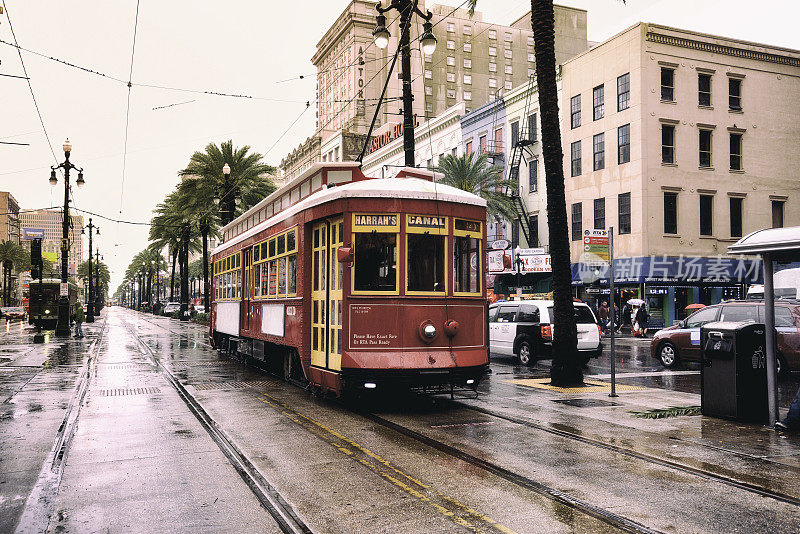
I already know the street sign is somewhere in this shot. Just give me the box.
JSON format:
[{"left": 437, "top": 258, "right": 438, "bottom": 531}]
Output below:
[
  {"left": 60, "top": 283, "right": 68, "bottom": 296},
  {"left": 490, "top": 239, "right": 509, "bottom": 250},
  {"left": 517, "top": 247, "right": 546, "bottom": 256},
  {"left": 583, "top": 229, "right": 609, "bottom": 262}
]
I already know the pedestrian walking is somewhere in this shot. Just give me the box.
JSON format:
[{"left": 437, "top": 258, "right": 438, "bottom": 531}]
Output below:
[
  {"left": 618, "top": 303, "right": 632, "bottom": 334},
  {"left": 776, "top": 384, "right": 800, "bottom": 432},
  {"left": 598, "top": 301, "right": 609, "bottom": 334},
  {"left": 74, "top": 305, "right": 85, "bottom": 338},
  {"left": 634, "top": 305, "right": 649, "bottom": 337}
]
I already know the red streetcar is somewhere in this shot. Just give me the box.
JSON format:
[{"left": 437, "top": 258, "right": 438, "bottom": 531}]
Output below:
[{"left": 210, "top": 162, "right": 488, "bottom": 396}]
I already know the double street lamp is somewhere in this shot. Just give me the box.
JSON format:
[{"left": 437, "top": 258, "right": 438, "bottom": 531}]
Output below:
[
  {"left": 50, "top": 139, "right": 84, "bottom": 337},
  {"left": 82, "top": 218, "right": 99, "bottom": 322},
  {"left": 372, "top": 0, "right": 437, "bottom": 167}
]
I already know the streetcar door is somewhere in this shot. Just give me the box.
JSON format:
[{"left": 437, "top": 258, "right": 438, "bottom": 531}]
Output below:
[
  {"left": 311, "top": 217, "right": 344, "bottom": 371},
  {"left": 241, "top": 247, "right": 252, "bottom": 331}
]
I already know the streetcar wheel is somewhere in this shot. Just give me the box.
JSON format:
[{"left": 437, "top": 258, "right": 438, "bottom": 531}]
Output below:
[
  {"left": 517, "top": 341, "right": 533, "bottom": 366},
  {"left": 659, "top": 342, "right": 678, "bottom": 368}
]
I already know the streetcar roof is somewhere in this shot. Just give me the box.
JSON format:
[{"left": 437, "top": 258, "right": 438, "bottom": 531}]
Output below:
[{"left": 213, "top": 171, "right": 486, "bottom": 255}]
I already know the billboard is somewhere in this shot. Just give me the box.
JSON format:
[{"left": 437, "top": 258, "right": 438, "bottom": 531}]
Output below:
[
  {"left": 488, "top": 249, "right": 551, "bottom": 274},
  {"left": 22, "top": 228, "right": 45, "bottom": 240}
]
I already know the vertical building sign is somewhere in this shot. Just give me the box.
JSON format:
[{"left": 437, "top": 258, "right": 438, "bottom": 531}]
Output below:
[{"left": 356, "top": 44, "right": 365, "bottom": 116}]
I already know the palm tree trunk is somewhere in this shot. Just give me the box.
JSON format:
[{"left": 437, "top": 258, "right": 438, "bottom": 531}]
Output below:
[
  {"left": 531, "top": 0, "right": 582, "bottom": 385},
  {"left": 170, "top": 248, "right": 177, "bottom": 301},
  {"left": 201, "top": 223, "right": 210, "bottom": 313}
]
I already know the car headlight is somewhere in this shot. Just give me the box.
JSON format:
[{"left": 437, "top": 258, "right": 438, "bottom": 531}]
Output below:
[{"left": 44, "top": 309, "right": 50, "bottom": 314}]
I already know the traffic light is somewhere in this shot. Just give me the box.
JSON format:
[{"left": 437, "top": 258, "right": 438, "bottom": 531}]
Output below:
[{"left": 30, "top": 238, "right": 42, "bottom": 280}]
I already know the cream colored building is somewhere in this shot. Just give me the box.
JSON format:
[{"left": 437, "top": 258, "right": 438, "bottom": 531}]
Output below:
[
  {"left": 0, "top": 191, "right": 20, "bottom": 244},
  {"left": 305, "top": 1, "right": 587, "bottom": 169},
  {"left": 20, "top": 209, "right": 83, "bottom": 273},
  {"left": 555, "top": 23, "right": 800, "bottom": 324}
]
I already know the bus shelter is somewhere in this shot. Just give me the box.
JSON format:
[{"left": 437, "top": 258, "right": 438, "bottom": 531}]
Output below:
[{"left": 729, "top": 226, "right": 800, "bottom": 426}]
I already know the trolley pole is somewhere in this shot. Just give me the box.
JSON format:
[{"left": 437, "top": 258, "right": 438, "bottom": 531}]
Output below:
[{"left": 609, "top": 227, "right": 617, "bottom": 398}]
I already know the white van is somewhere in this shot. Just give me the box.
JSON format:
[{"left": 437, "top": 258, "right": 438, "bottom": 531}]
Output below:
[
  {"left": 488, "top": 300, "right": 602, "bottom": 366},
  {"left": 746, "top": 267, "right": 800, "bottom": 300}
]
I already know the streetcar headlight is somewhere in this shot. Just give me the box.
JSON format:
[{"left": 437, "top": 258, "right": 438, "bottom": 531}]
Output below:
[
  {"left": 466, "top": 379, "right": 475, "bottom": 385},
  {"left": 423, "top": 324, "right": 436, "bottom": 339},
  {"left": 364, "top": 382, "right": 377, "bottom": 389},
  {"left": 44, "top": 309, "right": 50, "bottom": 314}
]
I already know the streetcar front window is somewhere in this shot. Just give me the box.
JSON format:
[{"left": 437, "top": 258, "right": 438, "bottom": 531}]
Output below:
[
  {"left": 407, "top": 234, "right": 445, "bottom": 293},
  {"left": 354, "top": 233, "right": 397, "bottom": 292},
  {"left": 454, "top": 236, "right": 481, "bottom": 294}
]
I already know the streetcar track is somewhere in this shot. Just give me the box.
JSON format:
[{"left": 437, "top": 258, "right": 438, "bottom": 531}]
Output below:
[
  {"left": 447, "top": 400, "right": 800, "bottom": 507},
  {"left": 129, "top": 321, "right": 312, "bottom": 534},
  {"left": 130, "top": 311, "right": 800, "bottom": 517}
]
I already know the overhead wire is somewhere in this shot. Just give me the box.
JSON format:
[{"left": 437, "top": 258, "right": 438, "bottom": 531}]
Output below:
[{"left": 118, "top": 0, "right": 141, "bottom": 217}]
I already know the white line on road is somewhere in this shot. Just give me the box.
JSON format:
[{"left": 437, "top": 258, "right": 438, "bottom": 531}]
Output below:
[{"left": 589, "top": 370, "right": 700, "bottom": 379}]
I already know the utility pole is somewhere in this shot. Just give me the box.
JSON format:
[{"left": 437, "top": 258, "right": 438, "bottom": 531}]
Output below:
[
  {"left": 180, "top": 225, "right": 190, "bottom": 321},
  {"left": 84, "top": 218, "right": 99, "bottom": 322},
  {"left": 95, "top": 249, "right": 102, "bottom": 314}
]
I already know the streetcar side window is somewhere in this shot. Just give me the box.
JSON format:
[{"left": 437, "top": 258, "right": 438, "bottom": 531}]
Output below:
[
  {"left": 454, "top": 236, "right": 481, "bottom": 294},
  {"left": 287, "top": 255, "right": 297, "bottom": 294},
  {"left": 354, "top": 233, "right": 397, "bottom": 292},
  {"left": 407, "top": 234, "right": 446, "bottom": 293},
  {"left": 253, "top": 264, "right": 261, "bottom": 298}
]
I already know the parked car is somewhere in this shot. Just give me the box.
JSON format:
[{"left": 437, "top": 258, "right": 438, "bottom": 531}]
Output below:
[
  {"left": 162, "top": 302, "right": 181, "bottom": 315},
  {"left": 650, "top": 300, "right": 800, "bottom": 375},
  {"left": 489, "top": 300, "right": 602, "bottom": 365},
  {"left": 1, "top": 306, "right": 26, "bottom": 319},
  {"left": 193, "top": 304, "right": 206, "bottom": 313}
]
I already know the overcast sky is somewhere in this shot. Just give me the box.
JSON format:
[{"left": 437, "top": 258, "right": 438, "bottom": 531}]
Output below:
[{"left": 1, "top": 0, "right": 797, "bottom": 294}]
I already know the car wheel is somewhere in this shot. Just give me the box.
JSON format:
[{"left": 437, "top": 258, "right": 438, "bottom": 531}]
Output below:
[
  {"left": 777, "top": 353, "right": 788, "bottom": 379},
  {"left": 517, "top": 341, "right": 533, "bottom": 366},
  {"left": 658, "top": 342, "right": 679, "bottom": 368}
]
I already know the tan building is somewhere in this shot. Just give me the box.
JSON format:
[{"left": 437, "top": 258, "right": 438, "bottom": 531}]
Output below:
[
  {"left": 0, "top": 192, "right": 20, "bottom": 244},
  {"left": 278, "top": 135, "right": 321, "bottom": 184},
  {"left": 552, "top": 23, "right": 800, "bottom": 324},
  {"left": 308, "top": 1, "right": 587, "bottom": 164},
  {"left": 20, "top": 209, "right": 83, "bottom": 274}
]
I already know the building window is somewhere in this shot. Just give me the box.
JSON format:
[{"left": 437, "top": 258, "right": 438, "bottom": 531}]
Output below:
[
  {"left": 618, "top": 192, "right": 631, "bottom": 234},
  {"left": 527, "top": 113, "right": 537, "bottom": 141},
  {"left": 593, "top": 133, "right": 605, "bottom": 171},
  {"left": 488, "top": 78, "right": 497, "bottom": 88},
  {"left": 729, "top": 77, "right": 742, "bottom": 111},
  {"left": 529, "top": 160, "right": 537, "bottom": 192},
  {"left": 424, "top": 69, "right": 432, "bottom": 79},
  {"left": 464, "top": 25, "right": 472, "bottom": 35},
  {"left": 504, "top": 49, "right": 512, "bottom": 59},
  {"left": 662, "top": 124, "right": 675, "bottom": 164},
  {"left": 447, "top": 72, "right": 455, "bottom": 82},
  {"left": 464, "top": 91, "right": 472, "bottom": 101},
  {"left": 489, "top": 62, "right": 496, "bottom": 72},
  {"left": 527, "top": 36, "right": 534, "bottom": 46},
  {"left": 592, "top": 84, "right": 604, "bottom": 120},
  {"left": 772, "top": 200, "right": 785, "bottom": 228},
  {"left": 447, "top": 89, "right": 455, "bottom": 99},
  {"left": 479, "top": 135, "right": 486, "bottom": 153},
  {"left": 700, "top": 194, "right": 713, "bottom": 236},
  {"left": 528, "top": 68, "right": 535, "bottom": 78},
  {"left": 594, "top": 198, "right": 605, "bottom": 230},
  {"left": 425, "top": 85, "right": 432, "bottom": 95},
  {"left": 698, "top": 73, "right": 712, "bottom": 106},
  {"left": 504, "top": 64, "right": 512, "bottom": 75},
  {"left": 464, "top": 42, "right": 472, "bottom": 52},
  {"left": 447, "top": 40, "right": 455, "bottom": 50},
  {"left": 446, "top": 56, "right": 455, "bottom": 66},
  {"left": 504, "top": 80, "right": 513, "bottom": 90},
  {"left": 504, "top": 32, "right": 512, "bottom": 42},
  {"left": 730, "top": 133, "right": 742, "bottom": 170},
  {"left": 489, "top": 29, "right": 496, "bottom": 39},
  {"left": 447, "top": 22, "right": 455, "bottom": 32},
  {"left": 489, "top": 46, "right": 497, "bottom": 56},
  {"left": 570, "top": 141, "right": 581, "bottom": 177},
  {"left": 618, "top": 124, "right": 630, "bottom": 164},
  {"left": 511, "top": 120, "right": 519, "bottom": 147},
  {"left": 699, "top": 129, "right": 712, "bottom": 168},
  {"left": 571, "top": 203, "right": 582, "bottom": 241},
  {"left": 528, "top": 52, "right": 535, "bottom": 62},
  {"left": 664, "top": 192, "right": 678, "bottom": 234},
  {"left": 425, "top": 102, "right": 432, "bottom": 113},
  {"left": 570, "top": 94, "right": 581, "bottom": 129},
  {"left": 463, "top": 74, "right": 471, "bottom": 84},
  {"left": 617, "top": 73, "right": 630, "bottom": 111},
  {"left": 529, "top": 215, "right": 538, "bottom": 246},
  {"left": 463, "top": 58, "right": 471, "bottom": 69},
  {"left": 661, "top": 67, "right": 675, "bottom": 101},
  {"left": 494, "top": 127, "right": 503, "bottom": 153},
  {"left": 730, "top": 197, "right": 743, "bottom": 238},
  {"left": 465, "top": 140, "right": 473, "bottom": 156}
]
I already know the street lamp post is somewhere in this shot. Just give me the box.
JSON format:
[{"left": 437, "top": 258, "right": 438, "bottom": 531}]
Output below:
[
  {"left": 94, "top": 249, "right": 102, "bottom": 314},
  {"left": 83, "top": 218, "right": 99, "bottom": 322},
  {"left": 373, "top": 0, "right": 437, "bottom": 166},
  {"left": 50, "top": 138, "right": 85, "bottom": 337},
  {"left": 514, "top": 245, "right": 523, "bottom": 301},
  {"left": 218, "top": 163, "right": 234, "bottom": 226}
]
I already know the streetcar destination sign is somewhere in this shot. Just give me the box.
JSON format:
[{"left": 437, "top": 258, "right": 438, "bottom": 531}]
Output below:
[
  {"left": 406, "top": 215, "right": 446, "bottom": 230},
  {"left": 353, "top": 214, "right": 398, "bottom": 227}
]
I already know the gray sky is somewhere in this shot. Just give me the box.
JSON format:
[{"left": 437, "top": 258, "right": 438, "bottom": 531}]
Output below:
[{"left": 1, "top": 0, "right": 797, "bottom": 294}]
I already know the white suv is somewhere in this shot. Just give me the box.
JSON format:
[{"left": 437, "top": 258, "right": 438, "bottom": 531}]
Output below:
[{"left": 489, "top": 300, "right": 602, "bottom": 365}]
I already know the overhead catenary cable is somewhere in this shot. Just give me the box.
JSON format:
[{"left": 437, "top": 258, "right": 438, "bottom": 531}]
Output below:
[{"left": 118, "top": 0, "right": 141, "bottom": 216}]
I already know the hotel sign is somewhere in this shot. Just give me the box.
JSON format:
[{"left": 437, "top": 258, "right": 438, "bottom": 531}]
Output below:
[{"left": 366, "top": 116, "right": 420, "bottom": 155}]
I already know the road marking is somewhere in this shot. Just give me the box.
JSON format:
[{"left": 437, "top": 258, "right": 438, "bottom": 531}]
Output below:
[
  {"left": 590, "top": 371, "right": 700, "bottom": 379},
  {"left": 506, "top": 378, "right": 648, "bottom": 393},
  {"left": 258, "top": 392, "right": 516, "bottom": 534}
]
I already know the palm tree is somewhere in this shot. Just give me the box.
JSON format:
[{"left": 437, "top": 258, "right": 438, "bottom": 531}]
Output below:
[
  {"left": 150, "top": 190, "right": 199, "bottom": 302},
  {"left": 0, "top": 240, "right": 29, "bottom": 306},
  {"left": 178, "top": 139, "right": 276, "bottom": 312},
  {"left": 77, "top": 259, "right": 111, "bottom": 298},
  {"left": 436, "top": 153, "right": 518, "bottom": 221}
]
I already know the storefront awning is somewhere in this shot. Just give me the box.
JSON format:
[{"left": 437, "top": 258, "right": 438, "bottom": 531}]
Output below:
[{"left": 571, "top": 256, "right": 762, "bottom": 285}]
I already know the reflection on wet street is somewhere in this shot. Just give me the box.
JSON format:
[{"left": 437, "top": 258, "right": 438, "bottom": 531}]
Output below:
[{"left": 3, "top": 308, "right": 800, "bottom": 534}]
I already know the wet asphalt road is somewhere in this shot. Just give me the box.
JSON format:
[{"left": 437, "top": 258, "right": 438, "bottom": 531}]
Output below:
[{"left": 3, "top": 307, "right": 800, "bottom": 533}]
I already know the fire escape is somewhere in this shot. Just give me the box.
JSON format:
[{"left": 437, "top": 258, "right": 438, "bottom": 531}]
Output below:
[{"left": 507, "top": 78, "right": 539, "bottom": 247}]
